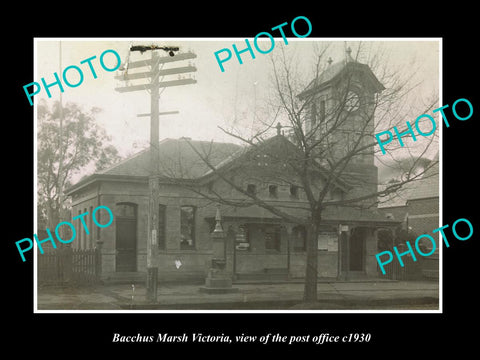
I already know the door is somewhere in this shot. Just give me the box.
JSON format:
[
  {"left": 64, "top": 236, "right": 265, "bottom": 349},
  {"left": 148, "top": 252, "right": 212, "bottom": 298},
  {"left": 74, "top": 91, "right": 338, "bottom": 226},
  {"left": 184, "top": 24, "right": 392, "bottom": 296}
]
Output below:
[
  {"left": 115, "top": 203, "right": 137, "bottom": 272},
  {"left": 349, "top": 227, "right": 365, "bottom": 271}
]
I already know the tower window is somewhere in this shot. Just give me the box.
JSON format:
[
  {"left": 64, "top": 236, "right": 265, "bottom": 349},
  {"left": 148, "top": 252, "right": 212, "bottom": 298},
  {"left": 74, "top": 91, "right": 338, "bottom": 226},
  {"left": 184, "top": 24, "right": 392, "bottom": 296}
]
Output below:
[
  {"left": 206, "top": 181, "right": 214, "bottom": 193},
  {"left": 331, "top": 188, "right": 343, "bottom": 201},
  {"left": 311, "top": 102, "right": 317, "bottom": 131},
  {"left": 319, "top": 100, "right": 326, "bottom": 122},
  {"left": 246, "top": 184, "right": 256, "bottom": 196}
]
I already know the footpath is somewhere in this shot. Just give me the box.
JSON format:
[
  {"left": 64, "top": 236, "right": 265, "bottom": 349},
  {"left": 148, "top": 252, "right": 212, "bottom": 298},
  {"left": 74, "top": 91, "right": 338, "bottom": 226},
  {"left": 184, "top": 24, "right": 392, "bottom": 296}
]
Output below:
[{"left": 36, "top": 279, "right": 439, "bottom": 311}]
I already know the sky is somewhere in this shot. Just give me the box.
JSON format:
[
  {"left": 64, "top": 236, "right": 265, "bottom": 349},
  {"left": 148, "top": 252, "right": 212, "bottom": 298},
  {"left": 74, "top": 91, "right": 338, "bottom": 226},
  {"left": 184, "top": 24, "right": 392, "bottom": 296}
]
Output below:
[{"left": 34, "top": 38, "right": 440, "bottom": 179}]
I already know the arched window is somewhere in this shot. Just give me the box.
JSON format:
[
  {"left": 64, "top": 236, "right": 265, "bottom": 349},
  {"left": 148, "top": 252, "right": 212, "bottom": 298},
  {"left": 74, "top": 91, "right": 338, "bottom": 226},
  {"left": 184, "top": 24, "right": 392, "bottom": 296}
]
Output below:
[{"left": 115, "top": 203, "right": 137, "bottom": 218}]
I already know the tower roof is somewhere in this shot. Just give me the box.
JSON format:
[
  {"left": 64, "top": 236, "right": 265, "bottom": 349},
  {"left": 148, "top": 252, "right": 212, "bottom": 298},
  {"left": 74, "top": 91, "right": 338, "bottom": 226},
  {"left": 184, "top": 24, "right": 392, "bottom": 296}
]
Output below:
[{"left": 297, "top": 52, "right": 385, "bottom": 100}]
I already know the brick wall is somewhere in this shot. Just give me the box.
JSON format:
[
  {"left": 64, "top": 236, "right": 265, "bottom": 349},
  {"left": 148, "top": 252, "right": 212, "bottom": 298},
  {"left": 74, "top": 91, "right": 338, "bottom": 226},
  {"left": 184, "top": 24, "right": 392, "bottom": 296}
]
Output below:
[
  {"left": 407, "top": 197, "right": 439, "bottom": 241},
  {"left": 379, "top": 197, "right": 439, "bottom": 239},
  {"left": 407, "top": 197, "right": 439, "bottom": 216},
  {"left": 68, "top": 147, "right": 383, "bottom": 281},
  {"left": 343, "top": 164, "right": 378, "bottom": 206}
]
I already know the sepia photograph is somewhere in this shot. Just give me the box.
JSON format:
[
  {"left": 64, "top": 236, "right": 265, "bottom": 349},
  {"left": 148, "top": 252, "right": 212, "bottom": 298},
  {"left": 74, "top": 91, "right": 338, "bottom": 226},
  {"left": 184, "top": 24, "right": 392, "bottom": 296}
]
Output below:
[{"left": 33, "top": 38, "right": 441, "bottom": 312}]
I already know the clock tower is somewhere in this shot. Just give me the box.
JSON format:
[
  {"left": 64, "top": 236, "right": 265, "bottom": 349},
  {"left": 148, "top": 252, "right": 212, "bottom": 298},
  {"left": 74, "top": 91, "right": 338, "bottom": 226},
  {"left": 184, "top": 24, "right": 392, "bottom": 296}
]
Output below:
[{"left": 298, "top": 47, "right": 385, "bottom": 198}]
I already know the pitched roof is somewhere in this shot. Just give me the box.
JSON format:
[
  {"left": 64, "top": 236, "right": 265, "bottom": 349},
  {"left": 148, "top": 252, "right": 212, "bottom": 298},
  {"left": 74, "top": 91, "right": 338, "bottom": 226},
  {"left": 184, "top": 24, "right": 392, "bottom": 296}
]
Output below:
[
  {"left": 67, "top": 132, "right": 355, "bottom": 196},
  {"left": 203, "top": 133, "right": 351, "bottom": 191},
  {"left": 99, "top": 138, "right": 243, "bottom": 179},
  {"left": 65, "top": 138, "right": 243, "bottom": 194}
]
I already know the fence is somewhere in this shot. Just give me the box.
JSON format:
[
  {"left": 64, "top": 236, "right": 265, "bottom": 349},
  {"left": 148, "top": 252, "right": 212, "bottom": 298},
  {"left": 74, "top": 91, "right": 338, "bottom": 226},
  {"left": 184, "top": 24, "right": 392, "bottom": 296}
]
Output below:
[
  {"left": 37, "top": 246, "right": 102, "bottom": 285},
  {"left": 379, "top": 252, "right": 424, "bottom": 280}
]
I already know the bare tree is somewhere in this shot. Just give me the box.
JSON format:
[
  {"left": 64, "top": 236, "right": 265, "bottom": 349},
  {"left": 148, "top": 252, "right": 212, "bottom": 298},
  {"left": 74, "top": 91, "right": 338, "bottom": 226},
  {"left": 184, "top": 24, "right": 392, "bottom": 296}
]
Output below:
[{"left": 166, "top": 41, "right": 439, "bottom": 303}]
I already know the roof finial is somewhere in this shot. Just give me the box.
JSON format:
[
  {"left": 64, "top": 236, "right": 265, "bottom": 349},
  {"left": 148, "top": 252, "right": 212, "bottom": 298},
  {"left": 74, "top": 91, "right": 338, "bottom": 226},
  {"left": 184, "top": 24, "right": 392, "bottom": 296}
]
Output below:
[{"left": 276, "top": 122, "right": 282, "bottom": 135}]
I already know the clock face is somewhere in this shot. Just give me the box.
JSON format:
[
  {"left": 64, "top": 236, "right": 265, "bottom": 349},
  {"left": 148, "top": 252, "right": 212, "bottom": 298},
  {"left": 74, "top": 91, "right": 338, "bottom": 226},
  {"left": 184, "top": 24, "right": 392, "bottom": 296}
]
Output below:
[{"left": 345, "top": 91, "right": 360, "bottom": 112}]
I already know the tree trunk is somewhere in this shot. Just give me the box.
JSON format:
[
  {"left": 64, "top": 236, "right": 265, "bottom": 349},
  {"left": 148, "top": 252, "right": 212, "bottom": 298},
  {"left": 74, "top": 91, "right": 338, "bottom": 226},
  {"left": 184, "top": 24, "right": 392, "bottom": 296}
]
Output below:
[
  {"left": 46, "top": 203, "right": 59, "bottom": 231},
  {"left": 303, "top": 222, "right": 319, "bottom": 302}
]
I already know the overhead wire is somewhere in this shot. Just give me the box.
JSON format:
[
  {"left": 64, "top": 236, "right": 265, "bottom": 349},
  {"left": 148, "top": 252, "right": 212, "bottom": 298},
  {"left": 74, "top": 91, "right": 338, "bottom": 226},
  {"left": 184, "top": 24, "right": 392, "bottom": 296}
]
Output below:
[{"left": 115, "top": 45, "right": 179, "bottom": 166}]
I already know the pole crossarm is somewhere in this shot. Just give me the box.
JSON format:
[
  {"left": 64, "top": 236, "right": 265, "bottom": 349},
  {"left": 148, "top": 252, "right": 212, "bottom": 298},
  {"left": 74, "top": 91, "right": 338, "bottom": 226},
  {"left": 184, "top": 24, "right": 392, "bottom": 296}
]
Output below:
[
  {"left": 114, "top": 66, "right": 197, "bottom": 81},
  {"left": 125, "top": 52, "right": 197, "bottom": 70},
  {"left": 137, "top": 111, "right": 180, "bottom": 117},
  {"left": 115, "top": 78, "right": 197, "bottom": 93}
]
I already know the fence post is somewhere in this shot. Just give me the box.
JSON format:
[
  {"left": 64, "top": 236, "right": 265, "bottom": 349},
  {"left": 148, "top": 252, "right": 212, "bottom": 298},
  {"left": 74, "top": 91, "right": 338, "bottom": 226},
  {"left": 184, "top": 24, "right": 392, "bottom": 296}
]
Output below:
[
  {"left": 95, "top": 240, "right": 103, "bottom": 283},
  {"left": 63, "top": 246, "right": 73, "bottom": 284}
]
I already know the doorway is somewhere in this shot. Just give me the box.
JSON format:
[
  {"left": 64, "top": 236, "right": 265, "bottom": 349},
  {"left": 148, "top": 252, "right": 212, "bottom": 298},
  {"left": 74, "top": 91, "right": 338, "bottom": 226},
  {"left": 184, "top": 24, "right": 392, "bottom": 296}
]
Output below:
[
  {"left": 340, "top": 227, "right": 366, "bottom": 275},
  {"left": 349, "top": 228, "right": 365, "bottom": 271},
  {"left": 115, "top": 203, "right": 137, "bottom": 272}
]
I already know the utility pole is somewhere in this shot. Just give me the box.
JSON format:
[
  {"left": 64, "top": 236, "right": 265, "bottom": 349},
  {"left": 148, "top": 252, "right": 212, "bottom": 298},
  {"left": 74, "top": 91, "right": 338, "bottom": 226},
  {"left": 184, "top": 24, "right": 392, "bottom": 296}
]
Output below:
[
  {"left": 115, "top": 46, "right": 197, "bottom": 302},
  {"left": 56, "top": 41, "right": 65, "bottom": 239}
]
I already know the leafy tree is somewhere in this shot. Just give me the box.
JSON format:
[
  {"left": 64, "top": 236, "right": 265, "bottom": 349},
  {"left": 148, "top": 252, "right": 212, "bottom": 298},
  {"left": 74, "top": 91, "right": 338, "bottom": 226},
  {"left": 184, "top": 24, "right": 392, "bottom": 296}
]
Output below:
[{"left": 37, "top": 100, "right": 121, "bottom": 231}]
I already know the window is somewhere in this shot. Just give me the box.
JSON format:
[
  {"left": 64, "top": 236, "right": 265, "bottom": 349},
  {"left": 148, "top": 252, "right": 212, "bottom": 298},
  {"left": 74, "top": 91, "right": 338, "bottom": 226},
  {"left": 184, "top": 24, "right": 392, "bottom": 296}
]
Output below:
[
  {"left": 310, "top": 102, "right": 317, "bottom": 134},
  {"left": 265, "top": 227, "right": 281, "bottom": 251},
  {"left": 116, "top": 203, "right": 136, "bottom": 218},
  {"left": 180, "top": 206, "right": 195, "bottom": 250},
  {"left": 158, "top": 204, "right": 166, "bottom": 250},
  {"left": 317, "top": 234, "right": 328, "bottom": 251},
  {"left": 345, "top": 91, "right": 360, "bottom": 112},
  {"left": 331, "top": 188, "right": 343, "bottom": 201},
  {"left": 319, "top": 100, "right": 326, "bottom": 122},
  {"left": 269, "top": 184, "right": 278, "bottom": 198},
  {"left": 290, "top": 185, "right": 299, "bottom": 199},
  {"left": 293, "top": 225, "right": 306, "bottom": 251},
  {"left": 246, "top": 183, "right": 256, "bottom": 196},
  {"left": 235, "top": 225, "right": 250, "bottom": 251}
]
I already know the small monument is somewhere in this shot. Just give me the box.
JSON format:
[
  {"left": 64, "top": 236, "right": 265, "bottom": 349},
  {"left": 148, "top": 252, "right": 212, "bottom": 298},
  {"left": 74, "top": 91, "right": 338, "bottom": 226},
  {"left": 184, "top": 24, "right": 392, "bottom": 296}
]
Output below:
[{"left": 199, "top": 206, "right": 238, "bottom": 294}]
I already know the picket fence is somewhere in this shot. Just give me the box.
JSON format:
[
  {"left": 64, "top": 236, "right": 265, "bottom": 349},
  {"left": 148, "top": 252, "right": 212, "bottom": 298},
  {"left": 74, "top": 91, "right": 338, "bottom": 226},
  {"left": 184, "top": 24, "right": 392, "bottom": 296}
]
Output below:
[{"left": 37, "top": 247, "right": 102, "bottom": 285}]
